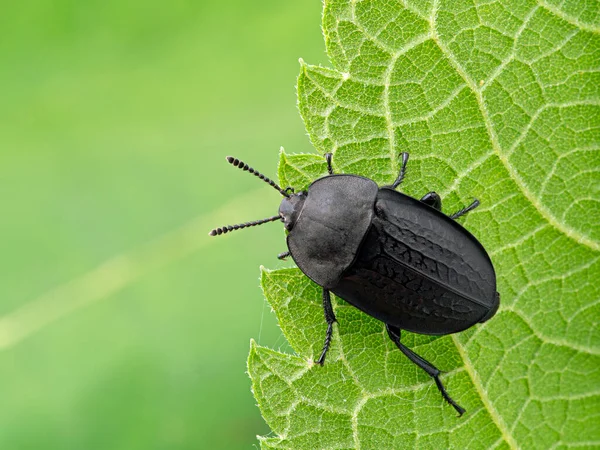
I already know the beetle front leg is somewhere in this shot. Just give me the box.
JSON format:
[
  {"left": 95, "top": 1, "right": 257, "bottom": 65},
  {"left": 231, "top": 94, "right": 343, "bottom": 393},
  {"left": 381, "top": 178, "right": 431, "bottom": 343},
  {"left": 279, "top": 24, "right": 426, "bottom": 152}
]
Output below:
[
  {"left": 420, "top": 192, "right": 442, "bottom": 211},
  {"left": 386, "top": 324, "right": 465, "bottom": 416},
  {"left": 277, "top": 251, "right": 290, "bottom": 260},
  {"left": 315, "top": 289, "right": 337, "bottom": 365}
]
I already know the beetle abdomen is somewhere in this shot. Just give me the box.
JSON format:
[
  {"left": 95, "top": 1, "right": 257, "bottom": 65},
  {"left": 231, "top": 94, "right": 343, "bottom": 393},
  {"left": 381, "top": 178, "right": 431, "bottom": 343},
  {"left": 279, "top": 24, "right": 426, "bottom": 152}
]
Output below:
[{"left": 331, "top": 189, "right": 498, "bottom": 335}]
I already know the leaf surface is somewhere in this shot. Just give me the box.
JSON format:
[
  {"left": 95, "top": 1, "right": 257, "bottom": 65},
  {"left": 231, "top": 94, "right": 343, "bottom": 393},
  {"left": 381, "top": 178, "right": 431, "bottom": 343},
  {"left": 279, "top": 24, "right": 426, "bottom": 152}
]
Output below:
[{"left": 249, "top": 1, "right": 600, "bottom": 448}]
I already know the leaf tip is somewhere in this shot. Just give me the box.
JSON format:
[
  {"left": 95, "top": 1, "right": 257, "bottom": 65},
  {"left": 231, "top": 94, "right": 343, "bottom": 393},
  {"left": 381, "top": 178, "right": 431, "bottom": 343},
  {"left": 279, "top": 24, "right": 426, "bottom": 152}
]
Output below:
[
  {"left": 247, "top": 339, "right": 262, "bottom": 366},
  {"left": 260, "top": 266, "right": 277, "bottom": 278}
]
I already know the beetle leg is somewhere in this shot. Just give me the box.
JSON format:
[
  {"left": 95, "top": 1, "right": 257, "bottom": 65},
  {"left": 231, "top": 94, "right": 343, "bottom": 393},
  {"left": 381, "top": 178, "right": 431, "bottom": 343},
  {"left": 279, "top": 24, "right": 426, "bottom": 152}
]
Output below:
[
  {"left": 420, "top": 192, "right": 442, "bottom": 211},
  {"left": 450, "top": 199, "right": 480, "bottom": 220},
  {"left": 277, "top": 251, "right": 290, "bottom": 260},
  {"left": 315, "top": 289, "right": 337, "bottom": 365},
  {"left": 325, "top": 153, "right": 334, "bottom": 175},
  {"left": 386, "top": 324, "right": 466, "bottom": 416},
  {"left": 390, "top": 152, "right": 410, "bottom": 189}
]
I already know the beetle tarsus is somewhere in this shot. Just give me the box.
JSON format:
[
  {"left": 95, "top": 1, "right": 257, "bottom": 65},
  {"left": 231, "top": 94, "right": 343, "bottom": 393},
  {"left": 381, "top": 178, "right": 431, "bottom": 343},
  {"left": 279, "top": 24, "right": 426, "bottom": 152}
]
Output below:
[
  {"left": 434, "top": 375, "right": 466, "bottom": 416},
  {"left": 315, "top": 289, "right": 337, "bottom": 365},
  {"left": 386, "top": 324, "right": 465, "bottom": 416},
  {"left": 316, "top": 322, "right": 334, "bottom": 365},
  {"left": 277, "top": 251, "right": 290, "bottom": 260},
  {"left": 391, "top": 152, "right": 410, "bottom": 189},
  {"left": 325, "top": 153, "right": 334, "bottom": 175},
  {"left": 450, "top": 199, "right": 480, "bottom": 220},
  {"left": 420, "top": 192, "right": 442, "bottom": 211}
]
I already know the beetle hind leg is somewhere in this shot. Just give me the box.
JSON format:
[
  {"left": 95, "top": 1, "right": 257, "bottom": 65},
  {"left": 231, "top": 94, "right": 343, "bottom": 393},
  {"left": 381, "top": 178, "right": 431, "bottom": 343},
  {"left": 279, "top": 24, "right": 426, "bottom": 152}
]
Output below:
[
  {"left": 386, "top": 324, "right": 465, "bottom": 416},
  {"left": 420, "top": 192, "right": 442, "bottom": 211},
  {"left": 315, "top": 289, "right": 337, "bottom": 365}
]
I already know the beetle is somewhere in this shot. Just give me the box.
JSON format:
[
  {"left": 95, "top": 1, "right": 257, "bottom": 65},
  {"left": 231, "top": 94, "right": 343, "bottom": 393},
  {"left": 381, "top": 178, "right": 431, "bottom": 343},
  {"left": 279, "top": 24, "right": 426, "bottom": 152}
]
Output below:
[{"left": 209, "top": 152, "right": 500, "bottom": 415}]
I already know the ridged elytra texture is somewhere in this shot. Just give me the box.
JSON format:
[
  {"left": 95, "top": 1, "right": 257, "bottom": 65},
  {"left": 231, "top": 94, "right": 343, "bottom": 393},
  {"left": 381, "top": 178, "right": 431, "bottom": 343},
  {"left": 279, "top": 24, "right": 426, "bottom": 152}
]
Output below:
[{"left": 332, "top": 188, "right": 498, "bottom": 335}]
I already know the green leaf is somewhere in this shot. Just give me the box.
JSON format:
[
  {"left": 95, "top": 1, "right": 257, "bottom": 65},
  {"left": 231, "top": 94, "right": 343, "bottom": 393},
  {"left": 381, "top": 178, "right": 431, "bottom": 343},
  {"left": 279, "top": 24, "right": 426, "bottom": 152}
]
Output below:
[{"left": 249, "top": 1, "right": 600, "bottom": 448}]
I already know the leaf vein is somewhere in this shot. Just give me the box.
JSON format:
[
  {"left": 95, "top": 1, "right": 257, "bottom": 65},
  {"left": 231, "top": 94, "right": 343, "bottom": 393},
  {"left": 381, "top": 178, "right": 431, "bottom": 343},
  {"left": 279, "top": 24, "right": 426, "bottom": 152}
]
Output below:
[
  {"left": 537, "top": 0, "right": 600, "bottom": 34},
  {"left": 433, "top": 24, "right": 600, "bottom": 251}
]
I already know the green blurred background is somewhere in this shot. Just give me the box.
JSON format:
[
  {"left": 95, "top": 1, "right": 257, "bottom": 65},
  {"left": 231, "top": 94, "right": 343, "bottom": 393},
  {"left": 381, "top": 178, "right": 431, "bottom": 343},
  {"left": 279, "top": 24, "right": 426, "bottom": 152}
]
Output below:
[{"left": 0, "top": 1, "right": 327, "bottom": 448}]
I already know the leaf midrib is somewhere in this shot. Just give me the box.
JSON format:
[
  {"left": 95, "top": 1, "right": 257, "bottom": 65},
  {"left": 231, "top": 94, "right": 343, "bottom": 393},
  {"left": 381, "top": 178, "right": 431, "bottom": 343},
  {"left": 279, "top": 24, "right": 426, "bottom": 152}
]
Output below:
[
  {"left": 428, "top": 2, "right": 569, "bottom": 447},
  {"left": 451, "top": 335, "right": 517, "bottom": 450}
]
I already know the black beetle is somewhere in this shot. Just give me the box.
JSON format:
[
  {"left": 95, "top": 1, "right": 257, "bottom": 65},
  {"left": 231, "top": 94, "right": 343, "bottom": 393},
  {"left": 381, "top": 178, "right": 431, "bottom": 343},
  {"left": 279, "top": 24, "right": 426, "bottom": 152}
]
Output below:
[{"left": 210, "top": 152, "right": 499, "bottom": 415}]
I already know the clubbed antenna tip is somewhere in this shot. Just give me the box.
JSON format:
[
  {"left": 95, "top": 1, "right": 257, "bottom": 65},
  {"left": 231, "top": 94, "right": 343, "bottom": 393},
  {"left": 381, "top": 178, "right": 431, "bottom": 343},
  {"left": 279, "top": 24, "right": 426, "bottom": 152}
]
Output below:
[
  {"left": 208, "top": 215, "right": 281, "bottom": 237},
  {"left": 225, "top": 156, "right": 289, "bottom": 197}
]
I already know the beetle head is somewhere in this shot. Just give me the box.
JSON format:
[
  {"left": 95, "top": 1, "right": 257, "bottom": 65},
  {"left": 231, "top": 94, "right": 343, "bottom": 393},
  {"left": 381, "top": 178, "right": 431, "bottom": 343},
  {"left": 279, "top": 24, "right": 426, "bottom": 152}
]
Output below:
[{"left": 279, "top": 192, "right": 306, "bottom": 231}]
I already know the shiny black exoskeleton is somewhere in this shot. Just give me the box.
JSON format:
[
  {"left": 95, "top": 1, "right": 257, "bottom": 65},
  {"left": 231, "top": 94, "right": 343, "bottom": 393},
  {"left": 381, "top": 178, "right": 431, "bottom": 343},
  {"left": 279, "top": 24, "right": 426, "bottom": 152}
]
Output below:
[{"left": 210, "top": 152, "right": 500, "bottom": 415}]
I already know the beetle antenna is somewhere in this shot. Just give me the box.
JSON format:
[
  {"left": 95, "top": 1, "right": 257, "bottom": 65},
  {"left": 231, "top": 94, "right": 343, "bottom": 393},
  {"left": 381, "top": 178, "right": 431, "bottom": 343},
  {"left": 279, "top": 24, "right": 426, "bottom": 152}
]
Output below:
[
  {"left": 209, "top": 215, "right": 281, "bottom": 236},
  {"left": 226, "top": 156, "right": 289, "bottom": 197}
]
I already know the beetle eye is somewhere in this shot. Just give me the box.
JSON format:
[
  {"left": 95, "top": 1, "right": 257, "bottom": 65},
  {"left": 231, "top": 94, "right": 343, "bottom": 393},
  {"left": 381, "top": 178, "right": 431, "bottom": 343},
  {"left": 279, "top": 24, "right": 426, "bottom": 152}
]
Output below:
[{"left": 278, "top": 192, "right": 306, "bottom": 231}]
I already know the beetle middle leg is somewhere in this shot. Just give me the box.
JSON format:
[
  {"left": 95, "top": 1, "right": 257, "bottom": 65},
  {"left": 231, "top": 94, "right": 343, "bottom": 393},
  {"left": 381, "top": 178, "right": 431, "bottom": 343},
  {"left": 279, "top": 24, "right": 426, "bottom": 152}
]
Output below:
[
  {"left": 390, "top": 152, "right": 410, "bottom": 189},
  {"left": 450, "top": 199, "right": 480, "bottom": 220},
  {"left": 315, "top": 289, "right": 337, "bottom": 365},
  {"left": 420, "top": 192, "right": 442, "bottom": 211},
  {"left": 385, "top": 324, "right": 465, "bottom": 415}
]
